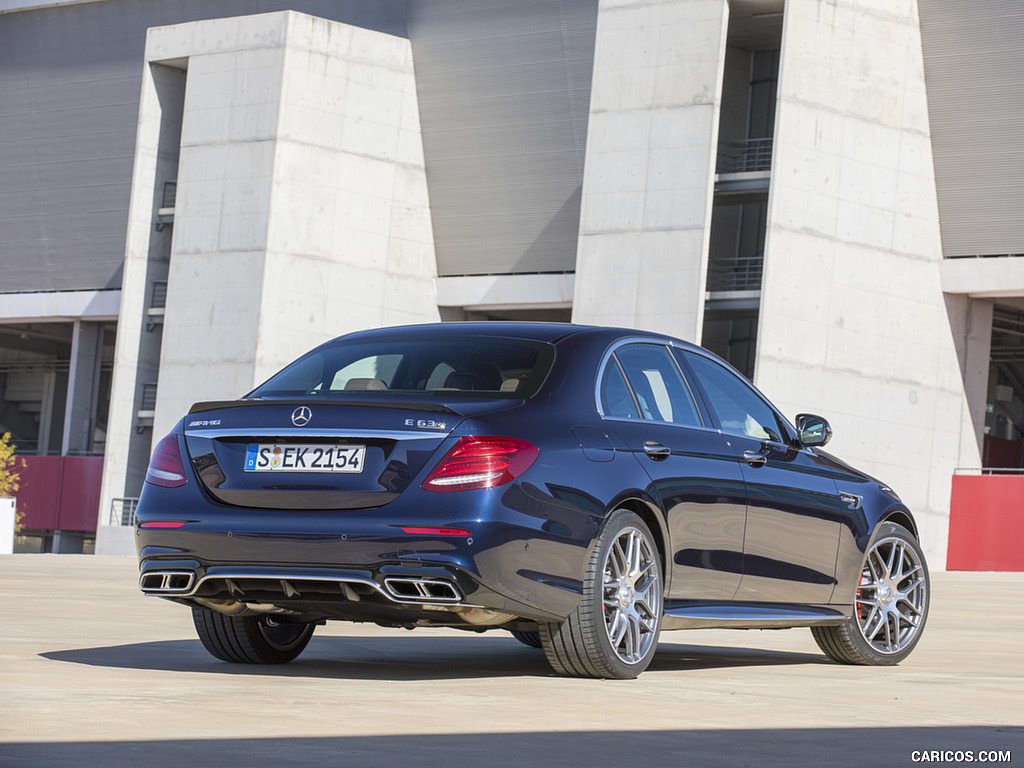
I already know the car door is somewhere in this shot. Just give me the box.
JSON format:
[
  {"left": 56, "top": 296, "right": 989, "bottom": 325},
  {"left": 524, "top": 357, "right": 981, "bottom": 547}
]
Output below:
[
  {"left": 679, "top": 349, "right": 843, "bottom": 606},
  {"left": 599, "top": 342, "right": 747, "bottom": 601}
]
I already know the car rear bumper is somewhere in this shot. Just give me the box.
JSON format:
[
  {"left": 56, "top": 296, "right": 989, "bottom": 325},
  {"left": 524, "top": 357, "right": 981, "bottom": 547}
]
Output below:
[{"left": 136, "top": 501, "right": 592, "bottom": 625}]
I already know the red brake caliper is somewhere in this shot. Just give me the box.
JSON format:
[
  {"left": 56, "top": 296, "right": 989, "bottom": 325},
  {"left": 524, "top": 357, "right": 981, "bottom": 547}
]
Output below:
[{"left": 856, "top": 567, "right": 870, "bottom": 621}]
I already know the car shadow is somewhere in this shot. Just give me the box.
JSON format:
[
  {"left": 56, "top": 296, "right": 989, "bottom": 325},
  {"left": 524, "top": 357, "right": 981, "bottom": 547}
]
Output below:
[{"left": 40, "top": 633, "right": 829, "bottom": 681}]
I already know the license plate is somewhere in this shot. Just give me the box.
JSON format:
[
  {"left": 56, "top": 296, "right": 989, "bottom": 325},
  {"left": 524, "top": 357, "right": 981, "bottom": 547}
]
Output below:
[{"left": 244, "top": 444, "right": 365, "bottom": 473}]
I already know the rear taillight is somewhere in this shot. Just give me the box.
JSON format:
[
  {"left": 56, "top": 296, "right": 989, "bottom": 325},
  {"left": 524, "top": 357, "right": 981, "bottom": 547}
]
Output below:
[
  {"left": 146, "top": 433, "right": 188, "bottom": 488},
  {"left": 422, "top": 436, "right": 539, "bottom": 493}
]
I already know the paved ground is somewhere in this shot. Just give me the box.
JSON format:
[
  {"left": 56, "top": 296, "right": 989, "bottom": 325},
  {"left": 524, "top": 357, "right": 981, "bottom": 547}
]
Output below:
[{"left": 0, "top": 555, "right": 1020, "bottom": 767}]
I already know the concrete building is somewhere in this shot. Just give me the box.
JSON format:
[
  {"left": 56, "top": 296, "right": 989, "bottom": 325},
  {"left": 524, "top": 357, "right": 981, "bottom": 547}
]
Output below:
[{"left": 1, "top": 0, "right": 1021, "bottom": 566}]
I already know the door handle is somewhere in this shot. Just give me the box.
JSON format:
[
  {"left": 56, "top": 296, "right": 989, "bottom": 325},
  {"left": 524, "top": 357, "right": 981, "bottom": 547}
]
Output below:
[
  {"left": 643, "top": 441, "right": 671, "bottom": 460},
  {"left": 743, "top": 449, "right": 768, "bottom": 467}
]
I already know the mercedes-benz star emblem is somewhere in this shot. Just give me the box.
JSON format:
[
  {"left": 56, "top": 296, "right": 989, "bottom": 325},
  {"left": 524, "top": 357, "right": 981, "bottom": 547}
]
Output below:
[{"left": 291, "top": 406, "right": 312, "bottom": 427}]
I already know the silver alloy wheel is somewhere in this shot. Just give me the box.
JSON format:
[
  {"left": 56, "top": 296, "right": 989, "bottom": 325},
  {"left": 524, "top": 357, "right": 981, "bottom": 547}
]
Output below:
[
  {"left": 601, "top": 525, "right": 661, "bottom": 664},
  {"left": 855, "top": 534, "right": 928, "bottom": 655}
]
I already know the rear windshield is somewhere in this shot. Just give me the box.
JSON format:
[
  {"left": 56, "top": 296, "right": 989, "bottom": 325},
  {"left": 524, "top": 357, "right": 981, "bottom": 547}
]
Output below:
[{"left": 250, "top": 337, "right": 555, "bottom": 400}]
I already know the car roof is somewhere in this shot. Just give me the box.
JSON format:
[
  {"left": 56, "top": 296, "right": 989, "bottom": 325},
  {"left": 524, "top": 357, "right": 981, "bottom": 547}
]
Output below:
[{"left": 328, "top": 322, "right": 687, "bottom": 347}]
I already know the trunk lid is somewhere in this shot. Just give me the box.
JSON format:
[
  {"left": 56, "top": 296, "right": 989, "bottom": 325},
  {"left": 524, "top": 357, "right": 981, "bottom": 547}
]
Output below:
[{"left": 183, "top": 399, "right": 467, "bottom": 510}]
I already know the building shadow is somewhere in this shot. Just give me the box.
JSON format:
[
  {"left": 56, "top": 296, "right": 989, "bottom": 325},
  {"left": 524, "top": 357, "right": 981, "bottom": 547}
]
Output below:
[{"left": 1, "top": 727, "right": 1019, "bottom": 768}]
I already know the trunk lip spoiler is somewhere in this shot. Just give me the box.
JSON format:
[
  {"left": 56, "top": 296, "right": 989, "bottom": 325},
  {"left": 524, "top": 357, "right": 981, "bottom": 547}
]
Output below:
[
  {"left": 188, "top": 398, "right": 464, "bottom": 416},
  {"left": 183, "top": 427, "right": 451, "bottom": 440}
]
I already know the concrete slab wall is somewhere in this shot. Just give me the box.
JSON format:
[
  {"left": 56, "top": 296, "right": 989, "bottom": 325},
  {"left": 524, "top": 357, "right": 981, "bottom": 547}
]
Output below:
[
  {"left": 255, "top": 14, "right": 439, "bottom": 383},
  {"left": 407, "top": 0, "right": 598, "bottom": 276},
  {"left": 756, "top": 0, "right": 978, "bottom": 565},
  {"left": 155, "top": 27, "right": 281, "bottom": 431},
  {"left": 96, "top": 56, "right": 184, "bottom": 555},
  {"left": 98, "top": 11, "right": 438, "bottom": 554},
  {"left": 0, "top": 0, "right": 408, "bottom": 294},
  {"left": 143, "top": 11, "right": 438, "bottom": 435},
  {"left": 919, "top": 0, "right": 1024, "bottom": 258},
  {"left": 572, "top": 0, "right": 729, "bottom": 342}
]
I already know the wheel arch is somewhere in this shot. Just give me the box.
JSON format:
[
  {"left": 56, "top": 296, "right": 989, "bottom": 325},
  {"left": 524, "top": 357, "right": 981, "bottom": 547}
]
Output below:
[
  {"left": 879, "top": 507, "right": 918, "bottom": 539},
  {"left": 606, "top": 496, "right": 670, "bottom": 587}
]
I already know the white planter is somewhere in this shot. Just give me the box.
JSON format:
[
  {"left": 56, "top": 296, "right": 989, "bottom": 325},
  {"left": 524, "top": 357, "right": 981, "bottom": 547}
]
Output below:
[{"left": 0, "top": 498, "right": 15, "bottom": 555}]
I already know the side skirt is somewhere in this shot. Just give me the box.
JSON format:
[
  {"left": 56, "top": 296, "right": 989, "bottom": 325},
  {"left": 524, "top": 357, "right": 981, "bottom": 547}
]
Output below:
[{"left": 662, "top": 602, "right": 849, "bottom": 630}]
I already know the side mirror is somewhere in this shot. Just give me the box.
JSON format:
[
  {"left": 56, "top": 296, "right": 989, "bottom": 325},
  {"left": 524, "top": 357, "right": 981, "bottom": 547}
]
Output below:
[{"left": 795, "top": 413, "right": 832, "bottom": 447}]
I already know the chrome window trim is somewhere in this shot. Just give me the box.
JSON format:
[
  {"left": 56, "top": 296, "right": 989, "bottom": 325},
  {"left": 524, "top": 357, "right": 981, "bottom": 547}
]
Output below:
[
  {"left": 601, "top": 414, "right": 724, "bottom": 435},
  {"left": 594, "top": 337, "right": 706, "bottom": 428}
]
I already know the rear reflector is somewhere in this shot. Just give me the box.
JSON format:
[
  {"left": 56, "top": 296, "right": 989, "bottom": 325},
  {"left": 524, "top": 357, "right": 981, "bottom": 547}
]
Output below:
[
  {"left": 146, "top": 433, "right": 188, "bottom": 488},
  {"left": 140, "top": 521, "right": 186, "bottom": 529},
  {"left": 401, "top": 527, "right": 471, "bottom": 536},
  {"left": 422, "top": 436, "right": 538, "bottom": 493}
]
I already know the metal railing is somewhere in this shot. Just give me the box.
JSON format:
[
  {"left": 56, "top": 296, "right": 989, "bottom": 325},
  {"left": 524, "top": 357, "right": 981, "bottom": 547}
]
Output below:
[
  {"left": 161, "top": 181, "right": 177, "bottom": 209},
  {"left": 146, "top": 281, "right": 168, "bottom": 331},
  {"left": 140, "top": 382, "right": 158, "bottom": 412},
  {"left": 156, "top": 181, "right": 177, "bottom": 230},
  {"left": 706, "top": 253, "right": 764, "bottom": 293},
  {"left": 953, "top": 467, "right": 1024, "bottom": 475},
  {"left": 109, "top": 497, "right": 139, "bottom": 526},
  {"left": 717, "top": 138, "right": 773, "bottom": 175},
  {"left": 150, "top": 281, "right": 167, "bottom": 310}
]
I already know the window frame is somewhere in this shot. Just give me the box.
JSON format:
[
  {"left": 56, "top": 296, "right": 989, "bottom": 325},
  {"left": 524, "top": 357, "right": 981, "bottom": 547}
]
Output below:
[
  {"left": 595, "top": 340, "right": 710, "bottom": 430},
  {"left": 673, "top": 346, "right": 796, "bottom": 446}
]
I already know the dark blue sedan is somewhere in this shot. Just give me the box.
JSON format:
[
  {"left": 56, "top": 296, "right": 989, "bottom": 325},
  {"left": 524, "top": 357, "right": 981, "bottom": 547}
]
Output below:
[{"left": 136, "top": 323, "right": 929, "bottom": 678}]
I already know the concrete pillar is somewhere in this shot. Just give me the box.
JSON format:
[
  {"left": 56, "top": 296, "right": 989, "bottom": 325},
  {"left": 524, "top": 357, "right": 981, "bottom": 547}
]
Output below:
[
  {"left": 145, "top": 13, "right": 438, "bottom": 433},
  {"left": 97, "top": 60, "right": 184, "bottom": 554},
  {"left": 572, "top": 0, "right": 729, "bottom": 342},
  {"left": 35, "top": 372, "right": 56, "bottom": 455},
  {"left": 99, "top": 12, "right": 439, "bottom": 555},
  {"left": 944, "top": 295, "right": 994, "bottom": 461},
  {"left": 61, "top": 321, "right": 102, "bottom": 456},
  {"left": 51, "top": 530, "right": 85, "bottom": 554},
  {"left": 755, "top": 0, "right": 978, "bottom": 566}
]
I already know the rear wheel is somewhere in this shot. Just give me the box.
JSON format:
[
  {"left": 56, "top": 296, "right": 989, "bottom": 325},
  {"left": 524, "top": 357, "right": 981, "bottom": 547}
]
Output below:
[
  {"left": 540, "top": 509, "right": 662, "bottom": 679},
  {"left": 812, "top": 522, "right": 929, "bottom": 665},
  {"left": 191, "top": 606, "right": 315, "bottom": 664},
  {"left": 510, "top": 630, "right": 542, "bottom": 648}
]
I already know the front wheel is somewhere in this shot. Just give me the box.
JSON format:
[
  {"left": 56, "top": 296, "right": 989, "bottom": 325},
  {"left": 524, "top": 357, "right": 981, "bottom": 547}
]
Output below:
[
  {"left": 191, "top": 606, "right": 315, "bottom": 664},
  {"left": 812, "top": 522, "right": 929, "bottom": 665},
  {"left": 540, "top": 509, "right": 663, "bottom": 679}
]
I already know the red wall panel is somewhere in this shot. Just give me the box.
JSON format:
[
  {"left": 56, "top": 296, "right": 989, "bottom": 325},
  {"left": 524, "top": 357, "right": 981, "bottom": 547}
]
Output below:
[
  {"left": 947, "top": 474, "right": 1024, "bottom": 572},
  {"left": 16, "top": 457, "right": 62, "bottom": 530},
  {"left": 57, "top": 457, "right": 104, "bottom": 531},
  {"left": 15, "top": 456, "right": 103, "bottom": 533}
]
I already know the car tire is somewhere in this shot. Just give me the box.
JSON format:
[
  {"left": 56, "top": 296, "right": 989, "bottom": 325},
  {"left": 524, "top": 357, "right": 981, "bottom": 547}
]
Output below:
[
  {"left": 812, "top": 522, "right": 929, "bottom": 665},
  {"left": 191, "top": 606, "right": 315, "bottom": 664},
  {"left": 539, "top": 509, "right": 663, "bottom": 679},
  {"left": 510, "top": 630, "right": 543, "bottom": 648}
]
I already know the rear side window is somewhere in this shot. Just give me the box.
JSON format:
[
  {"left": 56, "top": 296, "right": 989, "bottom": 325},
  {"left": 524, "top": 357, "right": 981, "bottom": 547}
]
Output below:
[
  {"left": 682, "top": 351, "right": 788, "bottom": 442},
  {"left": 600, "top": 359, "right": 640, "bottom": 419},
  {"left": 601, "top": 344, "right": 702, "bottom": 427},
  {"left": 252, "top": 337, "right": 555, "bottom": 399}
]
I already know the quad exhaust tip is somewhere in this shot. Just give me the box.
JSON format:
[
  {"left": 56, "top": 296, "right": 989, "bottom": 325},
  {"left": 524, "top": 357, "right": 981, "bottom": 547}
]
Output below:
[
  {"left": 139, "top": 571, "right": 460, "bottom": 603},
  {"left": 140, "top": 571, "right": 196, "bottom": 594},
  {"left": 383, "top": 577, "right": 462, "bottom": 602}
]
